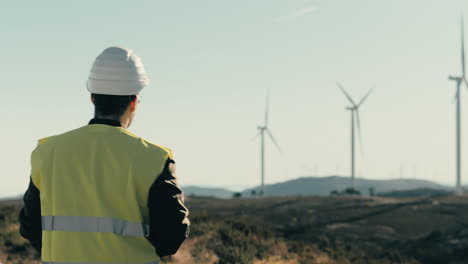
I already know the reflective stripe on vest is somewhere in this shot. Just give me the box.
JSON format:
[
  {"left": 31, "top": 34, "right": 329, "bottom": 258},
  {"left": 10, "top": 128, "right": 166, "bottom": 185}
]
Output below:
[
  {"left": 42, "top": 261, "right": 160, "bottom": 264},
  {"left": 42, "top": 216, "right": 149, "bottom": 237}
]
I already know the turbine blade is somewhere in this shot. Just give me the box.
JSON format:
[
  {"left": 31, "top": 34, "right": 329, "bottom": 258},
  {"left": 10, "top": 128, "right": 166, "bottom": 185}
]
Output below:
[
  {"left": 462, "top": 14, "right": 466, "bottom": 78},
  {"left": 355, "top": 110, "right": 364, "bottom": 156},
  {"left": 265, "top": 90, "right": 270, "bottom": 127},
  {"left": 251, "top": 131, "right": 261, "bottom": 141},
  {"left": 266, "top": 129, "right": 282, "bottom": 153},
  {"left": 337, "top": 82, "right": 357, "bottom": 106},
  {"left": 357, "top": 86, "right": 374, "bottom": 107},
  {"left": 465, "top": 78, "right": 468, "bottom": 89}
]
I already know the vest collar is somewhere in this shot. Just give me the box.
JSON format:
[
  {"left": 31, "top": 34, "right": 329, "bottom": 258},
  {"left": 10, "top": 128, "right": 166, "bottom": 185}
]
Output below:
[{"left": 88, "top": 118, "right": 122, "bottom": 127}]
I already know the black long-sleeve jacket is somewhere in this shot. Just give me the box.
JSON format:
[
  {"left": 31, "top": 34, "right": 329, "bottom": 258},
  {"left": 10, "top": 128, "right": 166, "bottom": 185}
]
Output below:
[{"left": 19, "top": 119, "right": 190, "bottom": 258}]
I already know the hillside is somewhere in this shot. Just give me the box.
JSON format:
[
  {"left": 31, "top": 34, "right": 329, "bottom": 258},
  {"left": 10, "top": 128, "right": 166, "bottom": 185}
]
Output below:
[
  {"left": 378, "top": 188, "right": 453, "bottom": 198},
  {"left": 2, "top": 177, "right": 449, "bottom": 201},
  {"left": 183, "top": 186, "right": 234, "bottom": 199},
  {"left": 169, "top": 195, "right": 468, "bottom": 264},
  {"left": 2, "top": 195, "right": 468, "bottom": 263},
  {"left": 241, "top": 176, "right": 450, "bottom": 197}
]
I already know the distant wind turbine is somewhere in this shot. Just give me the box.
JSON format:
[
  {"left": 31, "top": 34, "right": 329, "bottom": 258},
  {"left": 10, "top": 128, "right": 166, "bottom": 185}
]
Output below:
[
  {"left": 448, "top": 14, "right": 468, "bottom": 195},
  {"left": 337, "top": 82, "right": 374, "bottom": 189},
  {"left": 252, "top": 92, "right": 282, "bottom": 196}
]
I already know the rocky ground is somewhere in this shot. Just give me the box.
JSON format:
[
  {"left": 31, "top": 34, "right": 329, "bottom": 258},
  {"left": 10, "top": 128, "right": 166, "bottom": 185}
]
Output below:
[{"left": 1, "top": 195, "right": 468, "bottom": 263}]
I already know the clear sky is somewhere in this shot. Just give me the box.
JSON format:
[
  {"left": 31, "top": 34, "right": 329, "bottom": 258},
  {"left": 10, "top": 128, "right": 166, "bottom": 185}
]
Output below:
[{"left": 1, "top": 0, "right": 468, "bottom": 197}]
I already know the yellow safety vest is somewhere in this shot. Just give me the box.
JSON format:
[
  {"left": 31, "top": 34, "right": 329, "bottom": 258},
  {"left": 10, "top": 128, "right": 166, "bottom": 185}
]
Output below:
[{"left": 31, "top": 124, "right": 172, "bottom": 264}]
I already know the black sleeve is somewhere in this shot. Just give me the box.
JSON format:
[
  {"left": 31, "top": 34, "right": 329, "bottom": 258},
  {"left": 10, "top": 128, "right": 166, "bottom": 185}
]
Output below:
[
  {"left": 147, "top": 158, "right": 190, "bottom": 258},
  {"left": 19, "top": 178, "right": 42, "bottom": 253}
]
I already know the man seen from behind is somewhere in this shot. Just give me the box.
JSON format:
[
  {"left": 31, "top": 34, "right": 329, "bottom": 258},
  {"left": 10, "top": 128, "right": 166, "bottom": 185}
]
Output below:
[{"left": 19, "top": 46, "right": 190, "bottom": 264}]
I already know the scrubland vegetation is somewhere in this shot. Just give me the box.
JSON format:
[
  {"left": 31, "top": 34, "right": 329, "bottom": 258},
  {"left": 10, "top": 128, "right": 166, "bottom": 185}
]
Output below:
[{"left": 1, "top": 195, "right": 468, "bottom": 264}]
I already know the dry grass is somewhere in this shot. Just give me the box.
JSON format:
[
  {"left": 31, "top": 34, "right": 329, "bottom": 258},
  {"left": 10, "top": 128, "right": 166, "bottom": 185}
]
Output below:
[{"left": 3, "top": 195, "right": 468, "bottom": 263}]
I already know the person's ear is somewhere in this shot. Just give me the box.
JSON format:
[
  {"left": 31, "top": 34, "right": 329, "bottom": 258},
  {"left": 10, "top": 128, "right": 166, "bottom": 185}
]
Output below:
[{"left": 129, "top": 97, "right": 137, "bottom": 111}]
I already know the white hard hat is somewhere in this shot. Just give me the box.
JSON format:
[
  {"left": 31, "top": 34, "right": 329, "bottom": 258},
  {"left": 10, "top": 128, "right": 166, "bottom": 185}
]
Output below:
[{"left": 87, "top": 46, "right": 149, "bottom": 95}]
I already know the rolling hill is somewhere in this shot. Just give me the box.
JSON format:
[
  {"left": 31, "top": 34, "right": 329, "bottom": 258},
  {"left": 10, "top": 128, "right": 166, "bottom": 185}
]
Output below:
[
  {"left": 241, "top": 176, "right": 450, "bottom": 197},
  {"left": 182, "top": 176, "right": 451, "bottom": 198},
  {"left": 4, "top": 177, "right": 449, "bottom": 201},
  {"left": 183, "top": 185, "right": 234, "bottom": 198}
]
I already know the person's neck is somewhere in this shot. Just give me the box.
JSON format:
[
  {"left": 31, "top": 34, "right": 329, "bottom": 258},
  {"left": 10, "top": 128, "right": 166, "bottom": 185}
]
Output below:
[{"left": 94, "top": 115, "right": 129, "bottom": 129}]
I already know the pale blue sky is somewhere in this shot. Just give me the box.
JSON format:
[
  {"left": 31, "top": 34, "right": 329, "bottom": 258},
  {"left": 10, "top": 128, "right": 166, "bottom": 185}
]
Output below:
[{"left": 1, "top": 0, "right": 468, "bottom": 197}]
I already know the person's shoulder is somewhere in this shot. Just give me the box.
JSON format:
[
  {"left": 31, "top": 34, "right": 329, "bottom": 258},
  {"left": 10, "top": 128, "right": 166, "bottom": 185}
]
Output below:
[
  {"left": 121, "top": 129, "right": 173, "bottom": 159},
  {"left": 33, "top": 126, "right": 90, "bottom": 152},
  {"left": 30, "top": 132, "right": 64, "bottom": 160},
  {"left": 36, "top": 126, "right": 85, "bottom": 145}
]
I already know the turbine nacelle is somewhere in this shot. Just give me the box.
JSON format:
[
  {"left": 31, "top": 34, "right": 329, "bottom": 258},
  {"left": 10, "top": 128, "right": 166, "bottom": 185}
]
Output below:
[{"left": 449, "top": 76, "right": 463, "bottom": 81}]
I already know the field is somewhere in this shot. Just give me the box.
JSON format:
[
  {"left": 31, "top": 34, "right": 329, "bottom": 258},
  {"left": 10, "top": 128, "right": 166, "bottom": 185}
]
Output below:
[{"left": 1, "top": 195, "right": 468, "bottom": 264}]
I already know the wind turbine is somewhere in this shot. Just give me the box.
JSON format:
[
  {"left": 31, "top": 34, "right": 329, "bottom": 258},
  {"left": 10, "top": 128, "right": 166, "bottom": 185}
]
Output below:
[
  {"left": 448, "top": 14, "right": 468, "bottom": 195},
  {"left": 337, "top": 83, "right": 373, "bottom": 189},
  {"left": 253, "top": 92, "right": 282, "bottom": 197}
]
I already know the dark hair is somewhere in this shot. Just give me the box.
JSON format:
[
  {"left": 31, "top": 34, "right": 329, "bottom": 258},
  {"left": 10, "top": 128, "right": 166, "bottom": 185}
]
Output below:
[{"left": 91, "top": 93, "right": 136, "bottom": 119}]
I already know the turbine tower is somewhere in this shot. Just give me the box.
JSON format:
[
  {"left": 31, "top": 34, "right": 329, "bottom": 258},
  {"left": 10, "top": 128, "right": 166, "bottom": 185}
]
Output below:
[
  {"left": 448, "top": 14, "right": 468, "bottom": 195},
  {"left": 253, "top": 92, "right": 282, "bottom": 197},
  {"left": 337, "top": 83, "right": 373, "bottom": 189}
]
